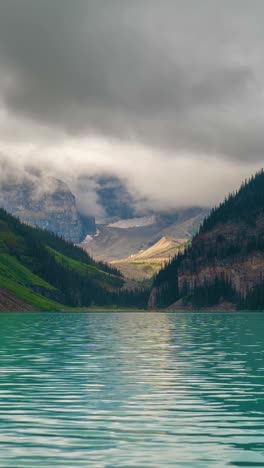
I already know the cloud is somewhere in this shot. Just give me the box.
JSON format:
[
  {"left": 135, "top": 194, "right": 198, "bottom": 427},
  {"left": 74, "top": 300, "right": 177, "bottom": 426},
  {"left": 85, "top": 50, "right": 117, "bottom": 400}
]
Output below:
[
  {"left": 0, "top": 0, "right": 263, "bottom": 213},
  {"left": 0, "top": 138, "right": 259, "bottom": 218}
]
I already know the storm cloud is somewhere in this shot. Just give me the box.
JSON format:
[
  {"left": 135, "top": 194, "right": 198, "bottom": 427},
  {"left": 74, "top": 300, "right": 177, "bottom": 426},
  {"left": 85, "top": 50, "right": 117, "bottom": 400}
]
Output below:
[{"left": 0, "top": 1, "right": 263, "bottom": 213}]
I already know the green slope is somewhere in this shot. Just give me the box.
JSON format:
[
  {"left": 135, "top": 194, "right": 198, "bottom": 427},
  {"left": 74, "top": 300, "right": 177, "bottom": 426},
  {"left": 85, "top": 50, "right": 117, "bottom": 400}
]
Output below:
[
  {"left": 0, "top": 208, "right": 147, "bottom": 310},
  {"left": 48, "top": 248, "right": 123, "bottom": 289},
  {"left": 0, "top": 254, "right": 62, "bottom": 310}
]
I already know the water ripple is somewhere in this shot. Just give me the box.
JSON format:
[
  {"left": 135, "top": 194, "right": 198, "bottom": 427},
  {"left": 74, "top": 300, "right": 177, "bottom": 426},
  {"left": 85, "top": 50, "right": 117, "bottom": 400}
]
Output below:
[{"left": 0, "top": 312, "right": 263, "bottom": 467}]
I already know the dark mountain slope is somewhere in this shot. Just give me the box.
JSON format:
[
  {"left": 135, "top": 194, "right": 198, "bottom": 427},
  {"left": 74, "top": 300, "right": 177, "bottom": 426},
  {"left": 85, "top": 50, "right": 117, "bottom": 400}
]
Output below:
[
  {"left": 150, "top": 169, "right": 264, "bottom": 310},
  {"left": 0, "top": 209, "right": 148, "bottom": 310}
]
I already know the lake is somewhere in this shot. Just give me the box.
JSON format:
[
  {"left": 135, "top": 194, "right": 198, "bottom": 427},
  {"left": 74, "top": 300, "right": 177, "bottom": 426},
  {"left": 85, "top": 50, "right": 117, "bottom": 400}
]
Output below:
[{"left": 0, "top": 312, "right": 263, "bottom": 467}]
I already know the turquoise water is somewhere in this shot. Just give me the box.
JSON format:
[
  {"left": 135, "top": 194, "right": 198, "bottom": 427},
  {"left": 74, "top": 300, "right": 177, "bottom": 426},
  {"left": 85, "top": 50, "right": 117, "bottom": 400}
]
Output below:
[{"left": 0, "top": 312, "right": 263, "bottom": 467}]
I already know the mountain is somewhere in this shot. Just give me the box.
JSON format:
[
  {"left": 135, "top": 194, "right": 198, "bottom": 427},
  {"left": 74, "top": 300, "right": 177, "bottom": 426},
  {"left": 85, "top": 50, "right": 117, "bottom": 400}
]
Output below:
[
  {"left": 149, "top": 170, "right": 264, "bottom": 310},
  {"left": 95, "top": 176, "right": 137, "bottom": 221},
  {"left": 0, "top": 208, "right": 148, "bottom": 311},
  {"left": 0, "top": 173, "right": 207, "bottom": 266},
  {"left": 0, "top": 288, "right": 37, "bottom": 312},
  {"left": 82, "top": 208, "right": 207, "bottom": 261},
  {"left": 112, "top": 236, "right": 187, "bottom": 281},
  {"left": 0, "top": 177, "right": 96, "bottom": 243}
]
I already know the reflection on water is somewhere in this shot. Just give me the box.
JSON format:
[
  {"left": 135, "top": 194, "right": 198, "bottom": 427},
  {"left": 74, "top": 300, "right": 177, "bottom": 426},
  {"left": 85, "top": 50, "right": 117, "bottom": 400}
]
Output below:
[{"left": 0, "top": 312, "right": 263, "bottom": 467}]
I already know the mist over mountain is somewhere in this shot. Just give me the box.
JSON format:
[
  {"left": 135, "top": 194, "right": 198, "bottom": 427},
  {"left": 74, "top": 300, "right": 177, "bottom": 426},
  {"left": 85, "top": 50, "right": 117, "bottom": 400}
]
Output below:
[
  {"left": 0, "top": 166, "right": 208, "bottom": 261},
  {"left": 0, "top": 3, "right": 263, "bottom": 310},
  {"left": 73, "top": 175, "right": 139, "bottom": 221},
  {"left": 0, "top": 176, "right": 95, "bottom": 243},
  {"left": 0, "top": 1, "right": 263, "bottom": 223}
]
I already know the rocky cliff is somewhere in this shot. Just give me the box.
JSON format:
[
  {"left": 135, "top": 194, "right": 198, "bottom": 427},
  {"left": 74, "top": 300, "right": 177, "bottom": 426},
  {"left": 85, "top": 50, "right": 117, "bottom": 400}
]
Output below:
[
  {"left": 0, "top": 177, "right": 95, "bottom": 243},
  {"left": 0, "top": 288, "right": 37, "bottom": 312},
  {"left": 150, "top": 170, "right": 264, "bottom": 310},
  {"left": 83, "top": 208, "right": 207, "bottom": 261},
  {"left": 177, "top": 221, "right": 264, "bottom": 298}
]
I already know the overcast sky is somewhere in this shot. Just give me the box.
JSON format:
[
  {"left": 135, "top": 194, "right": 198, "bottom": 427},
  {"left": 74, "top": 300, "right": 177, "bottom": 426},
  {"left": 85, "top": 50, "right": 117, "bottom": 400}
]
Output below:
[{"left": 0, "top": 0, "right": 263, "bottom": 214}]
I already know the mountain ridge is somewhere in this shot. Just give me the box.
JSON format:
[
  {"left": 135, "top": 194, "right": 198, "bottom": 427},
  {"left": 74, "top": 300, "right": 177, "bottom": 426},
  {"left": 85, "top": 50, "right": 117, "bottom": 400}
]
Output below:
[
  {"left": 0, "top": 176, "right": 96, "bottom": 243},
  {"left": 83, "top": 208, "right": 207, "bottom": 261},
  {"left": 0, "top": 208, "right": 148, "bottom": 311},
  {"left": 112, "top": 236, "right": 187, "bottom": 281},
  {"left": 149, "top": 169, "right": 264, "bottom": 310}
]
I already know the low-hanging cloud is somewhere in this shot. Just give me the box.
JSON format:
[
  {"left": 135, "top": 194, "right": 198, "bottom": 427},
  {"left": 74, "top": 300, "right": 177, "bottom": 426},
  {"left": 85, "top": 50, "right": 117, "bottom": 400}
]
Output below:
[{"left": 0, "top": 0, "right": 263, "bottom": 215}]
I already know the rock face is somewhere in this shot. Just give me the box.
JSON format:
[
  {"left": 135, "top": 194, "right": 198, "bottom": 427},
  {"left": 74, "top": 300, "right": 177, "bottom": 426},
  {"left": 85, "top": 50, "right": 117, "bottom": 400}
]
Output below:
[
  {"left": 0, "top": 288, "right": 36, "bottom": 312},
  {"left": 149, "top": 170, "right": 264, "bottom": 310},
  {"left": 177, "top": 221, "right": 264, "bottom": 299},
  {"left": 83, "top": 208, "right": 207, "bottom": 261},
  {"left": 0, "top": 177, "right": 95, "bottom": 243},
  {"left": 95, "top": 176, "right": 136, "bottom": 221},
  {"left": 112, "top": 236, "right": 187, "bottom": 281}
]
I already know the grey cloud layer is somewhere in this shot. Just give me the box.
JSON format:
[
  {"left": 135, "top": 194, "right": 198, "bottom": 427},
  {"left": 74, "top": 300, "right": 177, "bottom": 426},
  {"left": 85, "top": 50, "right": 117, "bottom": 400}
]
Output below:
[{"left": 0, "top": 0, "right": 264, "bottom": 160}]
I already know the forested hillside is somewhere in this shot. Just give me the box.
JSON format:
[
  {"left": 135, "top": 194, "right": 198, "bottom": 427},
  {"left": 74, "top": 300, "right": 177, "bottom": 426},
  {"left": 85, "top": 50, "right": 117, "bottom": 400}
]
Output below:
[
  {"left": 0, "top": 209, "right": 148, "bottom": 310},
  {"left": 150, "top": 170, "right": 264, "bottom": 310}
]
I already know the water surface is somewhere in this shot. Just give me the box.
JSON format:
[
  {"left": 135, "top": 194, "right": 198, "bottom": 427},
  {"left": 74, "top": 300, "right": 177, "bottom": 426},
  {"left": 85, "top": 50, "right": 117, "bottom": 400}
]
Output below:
[{"left": 0, "top": 312, "right": 263, "bottom": 467}]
